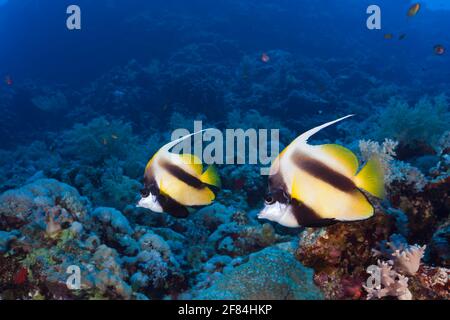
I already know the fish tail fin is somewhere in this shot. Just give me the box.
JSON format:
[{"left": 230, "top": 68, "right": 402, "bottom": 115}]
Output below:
[
  {"left": 354, "top": 157, "right": 385, "bottom": 199},
  {"left": 297, "top": 114, "right": 355, "bottom": 144},
  {"left": 200, "top": 165, "right": 221, "bottom": 188}
]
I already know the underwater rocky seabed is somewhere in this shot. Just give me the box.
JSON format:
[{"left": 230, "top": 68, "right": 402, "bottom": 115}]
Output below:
[
  {"left": 0, "top": 58, "right": 448, "bottom": 300},
  {"left": 0, "top": 2, "right": 449, "bottom": 299}
]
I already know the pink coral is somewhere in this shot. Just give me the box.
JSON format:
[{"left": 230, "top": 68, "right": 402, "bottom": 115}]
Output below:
[
  {"left": 363, "top": 260, "right": 412, "bottom": 300},
  {"left": 391, "top": 245, "right": 426, "bottom": 276}
]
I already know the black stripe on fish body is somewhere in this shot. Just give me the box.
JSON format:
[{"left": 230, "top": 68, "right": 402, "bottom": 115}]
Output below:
[
  {"left": 269, "top": 171, "right": 288, "bottom": 194},
  {"left": 268, "top": 170, "right": 292, "bottom": 204},
  {"left": 141, "top": 175, "right": 189, "bottom": 218},
  {"left": 159, "top": 159, "right": 205, "bottom": 190},
  {"left": 157, "top": 191, "right": 190, "bottom": 218},
  {"left": 291, "top": 198, "right": 337, "bottom": 228},
  {"left": 291, "top": 151, "right": 357, "bottom": 193},
  {"left": 142, "top": 171, "right": 160, "bottom": 197}
]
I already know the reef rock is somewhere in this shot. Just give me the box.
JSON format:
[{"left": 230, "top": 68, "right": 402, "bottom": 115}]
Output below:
[
  {"left": 196, "top": 243, "right": 323, "bottom": 300},
  {"left": 295, "top": 210, "right": 396, "bottom": 299}
]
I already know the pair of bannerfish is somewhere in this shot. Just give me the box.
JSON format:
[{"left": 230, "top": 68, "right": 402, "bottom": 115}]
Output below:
[{"left": 137, "top": 115, "right": 385, "bottom": 228}]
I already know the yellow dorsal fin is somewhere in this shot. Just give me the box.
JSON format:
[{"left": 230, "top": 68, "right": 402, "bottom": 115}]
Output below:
[
  {"left": 200, "top": 165, "right": 221, "bottom": 188},
  {"left": 320, "top": 144, "right": 359, "bottom": 176},
  {"left": 178, "top": 154, "right": 203, "bottom": 176},
  {"left": 354, "top": 157, "right": 385, "bottom": 199}
]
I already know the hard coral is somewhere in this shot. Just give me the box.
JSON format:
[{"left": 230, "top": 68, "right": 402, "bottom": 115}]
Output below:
[
  {"left": 375, "top": 95, "right": 450, "bottom": 148},
  {"left": 363, "top": 260, "right": 412, "bottom": 300},
  {"left": 295, "top": 210, "right": 396, "bottom": 299},
  {"left": 196, "top": 245, "right": 323, "bottom": 300}
]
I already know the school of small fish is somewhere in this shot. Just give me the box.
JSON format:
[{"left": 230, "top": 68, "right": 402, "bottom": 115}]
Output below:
[{"left": 384, "top": 3, "right": 446, "bottom": 55}]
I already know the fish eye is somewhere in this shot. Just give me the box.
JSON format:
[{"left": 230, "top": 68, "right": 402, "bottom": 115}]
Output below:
[
  {"left": 264, "top": 194, "right": 275, "bottom": 205},
  {"left": 140, "top": 188, "right": 150, "bottom": 197}
]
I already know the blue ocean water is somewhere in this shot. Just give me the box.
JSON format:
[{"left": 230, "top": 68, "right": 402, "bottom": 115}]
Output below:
[{"left": 0, "top": 0, "right": 448, "bottom": 300}]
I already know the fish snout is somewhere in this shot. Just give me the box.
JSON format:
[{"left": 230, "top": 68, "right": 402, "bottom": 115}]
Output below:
[{"left": 258, "top": 207, "right": 269, "bottom": 219}]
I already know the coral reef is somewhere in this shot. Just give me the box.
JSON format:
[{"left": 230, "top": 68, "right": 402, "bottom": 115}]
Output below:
[
  {"left": 195, "top": 244, "right": 323, "bottom": 300},
  {"left": 363, "top": 260, "right": 412, "bottom": 300},
  {"left": 0, "top": 178, "right": 297, "bottom": 300},
  {"left": 0, "top": 1, "right": 449, "bottom": 300}
]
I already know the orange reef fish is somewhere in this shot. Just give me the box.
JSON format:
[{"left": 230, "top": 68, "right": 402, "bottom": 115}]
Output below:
[
  {"left": 384, "top": 33, "right": 394, "bottom": 40},
  {"left": 5, "top": 75, "right": 12, "bottom": 86},
  {"left": 259, "top": 115, "right": 385, "bottom": 228},
  {"left": 434, "top": 44, "right": 445, "bottom": 55},
  {"left": 407, "top": 3, "right": 420, "bottom": 17},
  {"left": 261, "top": 52, "right": 270, "bottom": 63},
  {"left": 137, "top": 130, "right": 221, "bottom": 218}
]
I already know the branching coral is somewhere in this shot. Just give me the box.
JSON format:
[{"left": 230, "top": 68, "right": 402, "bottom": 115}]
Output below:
[
  {"left": 374, "top": 95, "right": 450, "bottom": 147},
  {"left": 359, "top": 138, "right": 398, "bottom": 184},
  {"left": 365, "top": 237, "right": 427, "bottom": 300},
  {"left": 59, "top": 117, "right": 140, "bottom": 165},
  {"left": 363, "top": 260, "right": 412, "bottom": 300},
  {"left": 358, "top": 138, "right": 427, "bottom": 191},
  {"left": 391, "top": 245, "right": 426, "bottom": 276}
]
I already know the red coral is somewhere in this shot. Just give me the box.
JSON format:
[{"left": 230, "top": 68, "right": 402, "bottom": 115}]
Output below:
[{"left": 14, "top": 267, "right": 28, "bottom": 285}]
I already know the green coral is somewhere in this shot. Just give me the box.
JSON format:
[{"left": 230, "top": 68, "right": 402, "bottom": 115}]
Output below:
[
  {"left": 196, "top": 244, "right": 323, "bottom": 300},
  {"left": 375, "top": 95, "right": 450, "bottom": 147}
]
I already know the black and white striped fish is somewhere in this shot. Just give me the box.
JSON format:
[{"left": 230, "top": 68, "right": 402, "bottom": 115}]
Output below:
[
  {"left": 258, "top": 115, "right": 385, "bottom": 228},
  {"left": 137, "top": 130, "right": 221, "bottom": 218}
]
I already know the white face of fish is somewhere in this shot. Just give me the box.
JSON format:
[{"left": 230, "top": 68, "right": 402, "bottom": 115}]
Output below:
[
  {"left": 258, "top": 202, "right": 300, "bottom": 228},
  {"left": 137, "top": 192, "right": 163, "bottom": 213}
]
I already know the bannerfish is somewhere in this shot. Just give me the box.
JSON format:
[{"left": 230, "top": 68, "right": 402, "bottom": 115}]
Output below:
[
  {"left": 137, "top": 130, "right": 221, "bottom": 218},
  {"left": 434, "top": 44, "right": 445, "bottom": 55},
  {"left": 258, "top": 115, "right": 385, "bottom": 228},
  {"left": 407, "top": 3, "right": 420, "bottom": 17}
]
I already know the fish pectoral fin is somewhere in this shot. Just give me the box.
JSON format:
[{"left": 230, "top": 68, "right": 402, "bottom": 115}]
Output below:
[
  {"left": 200, "top": 165, "right": 221, "bottom": 188},
  {"left": 178, "top": 153, "right": 203, "bottom": 175},
  {"left": 290, "top": 175, "right": 302, "bottom": 202},
  {"left": 354, "top": 157, "right": 385, "bottom": 199},
  {"left": 319, "top": 144, "right": 359, "bottom": 176}
]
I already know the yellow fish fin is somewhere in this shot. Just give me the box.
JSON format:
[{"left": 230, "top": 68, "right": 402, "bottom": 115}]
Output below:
[
  {"left": 178, "top": 154, "right": 203, "bottom": 176},
  {"left": 320, "top": 144, "right": 359, "bottom": 176},
  {"left": 354, "top": 157, "right": 385, "bottom": 199},
  {"left": 290, "top": 175, "right": 303, "bottom": 202},
  {"left": 334, "top": 190, "right": 374, "bottom": 221},
  {"left": 159, "top": 173, "right": 215, "bottom": 206},
  {"left": 200, "top": 165, "right": 221, "bottom": 188},
  {"left": 293, "top": 171, "right": 373, "bottom": 221}
]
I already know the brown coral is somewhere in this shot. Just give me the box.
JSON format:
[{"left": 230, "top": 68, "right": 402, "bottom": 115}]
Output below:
[
  {"left": 295, "top": 210, "right": 396, "bottom": 299},
  {"left": 409, "top": 266, "right": 450, "bottom": 300}
]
